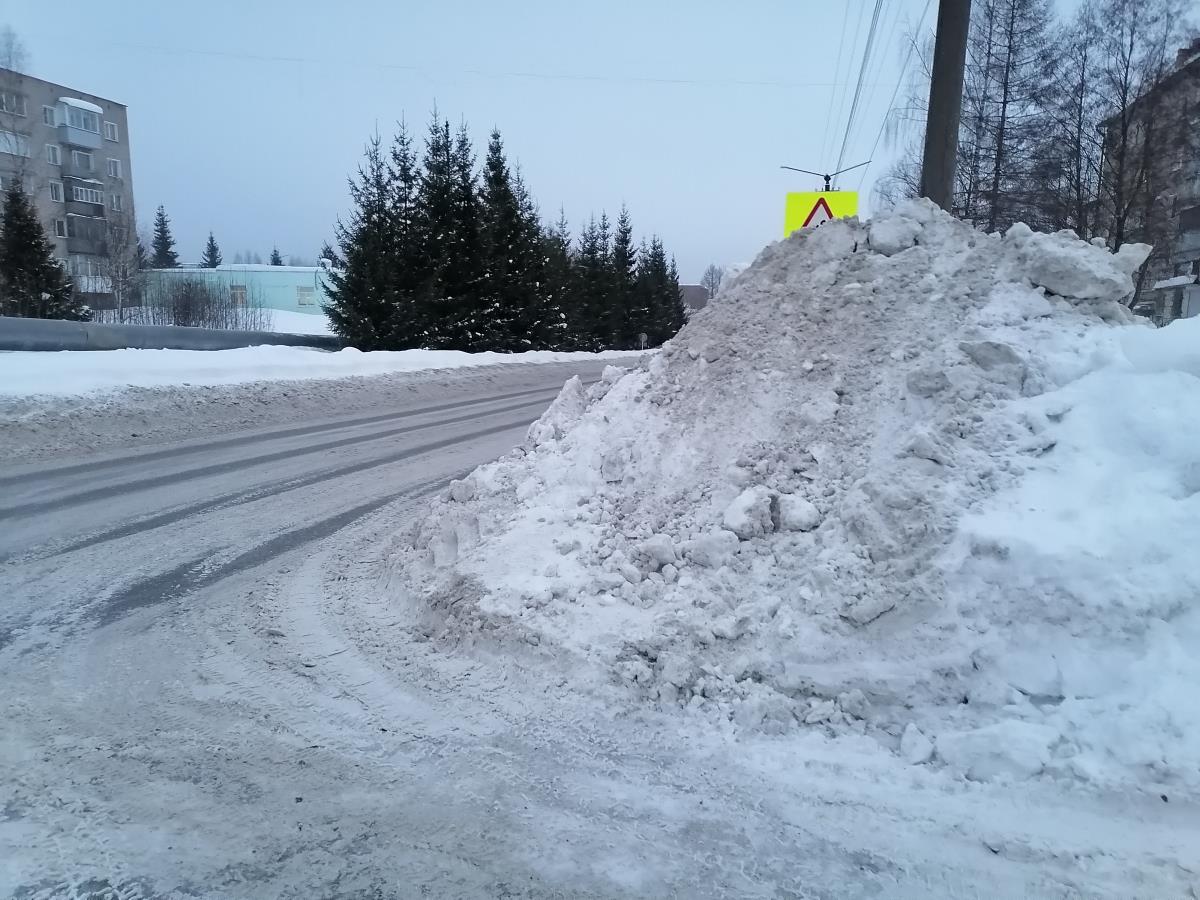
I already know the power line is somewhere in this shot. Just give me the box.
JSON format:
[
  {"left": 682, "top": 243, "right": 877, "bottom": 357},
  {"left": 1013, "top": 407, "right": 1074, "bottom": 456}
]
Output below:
[
  {"left": 819, "top": 2, "right": 854, "bottom": 168},
  {"left": 834, "top": 0, "right": 887, "bottom": 183},
  {"left": 828, "top": 0, "right": 872, "bottom": 169},
  {"left": 93, "top": 37, "right": 868, "bottom": 92},
  {"left": 856, "top": 0, "right": 935, "bottom": 193}
]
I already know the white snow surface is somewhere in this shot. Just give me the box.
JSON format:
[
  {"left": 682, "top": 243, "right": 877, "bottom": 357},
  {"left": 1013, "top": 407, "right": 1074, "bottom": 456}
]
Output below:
[
  {"left": 268, "top": 309, "right": 335, "bottom": 335},
  {"left": 0, "top": 346, "right": 640, "bottom": 397},
  {"left": 393, "top": 199, "right": 1200, "bottom": 795}
]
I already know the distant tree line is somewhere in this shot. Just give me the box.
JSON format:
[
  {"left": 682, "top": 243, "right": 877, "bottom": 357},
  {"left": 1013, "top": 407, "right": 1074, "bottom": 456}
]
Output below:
[
  {"left": 877, "top": 0, "right": 1197, "bottom": 301},
  {"left": 323, "top": 112, "right": 687, "bottom": 351}
]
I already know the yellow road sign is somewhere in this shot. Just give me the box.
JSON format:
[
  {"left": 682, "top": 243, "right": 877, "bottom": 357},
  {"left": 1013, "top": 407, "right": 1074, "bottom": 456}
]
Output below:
[{"left": 784, "top": 191, "right": 858, "bottom": 237}]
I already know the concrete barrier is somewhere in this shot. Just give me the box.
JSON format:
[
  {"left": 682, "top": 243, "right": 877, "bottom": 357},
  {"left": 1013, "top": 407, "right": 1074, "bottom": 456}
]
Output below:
[{"left": 0, "top": 316, "right": 342, "bottom": 352}]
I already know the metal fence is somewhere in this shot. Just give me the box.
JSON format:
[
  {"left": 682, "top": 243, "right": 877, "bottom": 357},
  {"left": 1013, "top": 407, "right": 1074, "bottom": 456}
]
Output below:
[{"left": 0, "top": 316, "right": 342, "bottom": 352}]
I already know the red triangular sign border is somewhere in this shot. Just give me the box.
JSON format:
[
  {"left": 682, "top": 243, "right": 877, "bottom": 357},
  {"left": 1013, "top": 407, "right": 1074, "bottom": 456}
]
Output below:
[{"left": 802, "top": 196, "right": 835, "bottom": 228}]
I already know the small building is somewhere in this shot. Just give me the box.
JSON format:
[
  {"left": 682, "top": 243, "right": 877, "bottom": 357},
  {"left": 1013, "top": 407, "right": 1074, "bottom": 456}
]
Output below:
[
  {"left": 1149, "top": 274, "right": 1200, "bottom": 326},
  {"left": 145, "top": 264, "right": 331, "bottom": 316}
]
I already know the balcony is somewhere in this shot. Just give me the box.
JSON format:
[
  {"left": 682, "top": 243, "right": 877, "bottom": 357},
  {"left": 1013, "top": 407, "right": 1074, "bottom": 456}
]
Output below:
[
  {"left": 65, "top": 198, "right": 106, "bottom": 220},
  {"left": 66, "top": 234, "right": 105, "bottom": 255},
  {"left": 57, "top": 124, "right": 102, "bottom": 150}
]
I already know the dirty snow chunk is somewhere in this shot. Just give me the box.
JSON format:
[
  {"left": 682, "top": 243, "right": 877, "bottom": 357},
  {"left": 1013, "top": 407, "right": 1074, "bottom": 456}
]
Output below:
[
  {"left": 526, "top": 376, "right": 588, "bottom": 446},
  {"left": 639, "top": 534, "right": 677, "bottom": 568},
  {"left": 842, "top": 594, "right": 895, "bottom": 626},
  {"left": 937, "top": 721, "right": 1059, "bottom": 782},
  {"left": 1005, "top": 222, "right": 1149, "bottom": 302},
  {"left": 900, "top": 724, "right": 934, "bottom": 765},
  {"left": 869, "top": 215, "right": 922, "bottom": 256},
  {"left": 687, "top": 530, "right": 740, "bottom": 568},
  {"left": 723, "top": 486, "right": 776, "bottom": 540},
  {"left": 777, "top": 494, "right": 820, "bottom": 531},
  {"left": 448, "top": 479, "right": 475, "bottom": 503}
]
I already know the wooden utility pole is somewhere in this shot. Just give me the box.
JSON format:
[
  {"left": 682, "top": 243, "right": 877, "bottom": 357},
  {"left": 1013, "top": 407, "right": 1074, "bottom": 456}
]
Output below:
[{"left": 919, "top": 0, "right": 972, "bottom": 210}]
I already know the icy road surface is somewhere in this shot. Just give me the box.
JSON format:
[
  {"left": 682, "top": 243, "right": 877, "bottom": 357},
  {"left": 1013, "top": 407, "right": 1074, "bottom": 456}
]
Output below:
[{"left": 1, "top": 361, "right": 1195, "bottom": 899}]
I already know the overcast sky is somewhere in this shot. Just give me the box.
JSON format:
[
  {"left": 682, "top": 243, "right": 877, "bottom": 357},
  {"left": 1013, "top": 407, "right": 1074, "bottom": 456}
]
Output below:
[{"left": 6, "top": 0, "right": 932, "bottom": 280}]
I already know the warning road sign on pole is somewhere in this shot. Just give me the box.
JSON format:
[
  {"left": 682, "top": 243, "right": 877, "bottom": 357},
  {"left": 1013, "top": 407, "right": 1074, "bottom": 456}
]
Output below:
[{"left": 783, "top": 191, "right": 858, "bottom": 237}]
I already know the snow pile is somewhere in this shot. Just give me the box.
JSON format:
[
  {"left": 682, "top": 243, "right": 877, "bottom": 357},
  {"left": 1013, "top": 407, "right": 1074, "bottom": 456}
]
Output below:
[
  {"left": 393, "top": 200, "right": 1200, "bottom": 793},
  {"left": 0, "top": 346, "right": 640, "bottom": 397}
]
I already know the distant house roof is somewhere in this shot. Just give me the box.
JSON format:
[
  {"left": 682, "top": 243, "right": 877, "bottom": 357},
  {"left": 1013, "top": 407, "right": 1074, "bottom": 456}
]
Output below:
[
  {"left": 1152, "top": 274, "right": 1198, "bottom": 290},
  {"left": 680, "top": 284, "right": 709, "bottom": 311}
]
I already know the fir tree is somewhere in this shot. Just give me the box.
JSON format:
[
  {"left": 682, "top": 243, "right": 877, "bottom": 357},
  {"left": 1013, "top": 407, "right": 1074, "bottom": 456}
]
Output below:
[
  {"left": 480, "top": 130, "right": 554, "bottom": 350},
  {"left": 573, "top": 217, "right": 608, "bottom": 351},
  {"left": 447, "top": 121, "right": 486, "bottom": 348},
  {"left": 387, "top": 119, "right": 427, "bottom": 345},
  {"left": 270, "top": 246, "right": 283, "bottom": 265},
  {"left": 322, "top": 134, "right": 401, "bottom": 349},
  {"left": 0, "top": 183, "right": 86, "bottom": 320},
  {"left": 541, "top": 209, "right": 575, "bottom": 350},
  {"left": 610, "top": 206, "right": 637, "bottom": 348},
  {"left": 151, "top": 205, "right": 179, "bottom": 268},
  {"left": 635, "top": 237, "right": 685, "bottom": 346},
  {"left": 414, "top": 113, "right": 457, "bottom": 347},
  {"left": 201, "top": 231, "right": 222, "bottom": 268}
]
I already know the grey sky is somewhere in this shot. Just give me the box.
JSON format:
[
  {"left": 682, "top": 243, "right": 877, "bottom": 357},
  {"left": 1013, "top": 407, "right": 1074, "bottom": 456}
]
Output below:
[{"left": 6, "top": 0, "right": 931, "bottom": 280}]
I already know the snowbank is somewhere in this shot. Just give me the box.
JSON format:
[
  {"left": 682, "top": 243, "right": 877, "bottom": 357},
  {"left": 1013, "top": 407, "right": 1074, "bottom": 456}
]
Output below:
[
  {"left": 393, "top": 200, "right": 1200, "bottom": 795},
  {"left": 269, "top": 310, "right": 334, "bottom": 336},
  {"left": 0, "top": 346, "right": 642, "bottom": 397}
]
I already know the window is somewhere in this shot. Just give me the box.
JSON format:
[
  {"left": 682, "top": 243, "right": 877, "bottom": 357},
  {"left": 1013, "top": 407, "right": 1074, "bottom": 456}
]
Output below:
[
  {"left": 71, "top": 150, "right": 93, "bottom": 171},
  {"left": 107, "top": 158, "right": 122, "bottom": 178},
  {"left": 0, "top": 93, "right": 27, "bottom": 116},
  {"left": 231, "top": 286, "right": 248, "bottom": 306},
  {"left": 42, "top": 105, "right": 56, "bottom": 126},
  {"left": 0, "top": 130, "right": 31, "bottom": 157},
  {"left": 296, "top": 286, "right": 316, "bottom": 306},
  {"left": 104, "top": 121, "right": 119, "bottom": 142},
  {"left": 71, "top": 185, "right": 105, "bottom": 205},
  {"left": 54, "top": 219, "right": 67, "bottom": 238},
  {"left": 49, "top": 181, "right": 64, "bottom": 203},
  {"left": 46, "top": 144, "right": 61, "bottom": 165},
  {"left": 110, "top": 193, "right": 123, "bottom": 212},
  {"left": 66, "top": 106, "right": 100, "bottom": 134}
]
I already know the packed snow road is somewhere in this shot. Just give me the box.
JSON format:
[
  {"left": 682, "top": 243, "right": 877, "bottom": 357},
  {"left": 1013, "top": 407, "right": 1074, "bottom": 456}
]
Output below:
[{"left": 0, "top": 359, "right": 1195, "bottom": 899}]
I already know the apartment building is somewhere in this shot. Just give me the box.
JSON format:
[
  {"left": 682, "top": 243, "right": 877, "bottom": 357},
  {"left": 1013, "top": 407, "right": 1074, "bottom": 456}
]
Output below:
[
  {"left": 0, "top": 67, "right": 135, "bottom": 299},
  {"left": 1100, "top": 38, "right": 1200, "bottom": 321}
]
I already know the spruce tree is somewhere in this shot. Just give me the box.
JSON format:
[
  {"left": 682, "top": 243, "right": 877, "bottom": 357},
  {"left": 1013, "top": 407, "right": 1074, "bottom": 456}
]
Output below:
[
  {"left": 610, "top": 206, "right": 637, "bottom": 349},
  {"left": 636, "top": 237, "right": 684, "bottom": 346},
  {"left": 573, "top": 217, "right": 608, "bottom": 351},
  {"left": 542, "top": 209, "right": 575, "bottom": 350},
  {"left": 323, "top": 134, "right": 401, "bottom": 349},
  {"left": 388, "top": 119, "right": 427, "bottom": 345},
  {"left": 151, "top": 206, "right": 179, "bottom": 268},
  {"left": 414, "top": 114, "right": 457, "bottom": 347},
  {"left": 480, "top": 130, "right": 553, "bottom": 351},
  {"left": 201, "top": 231, "right": 222, "bottom": 268},
  {"left": 270, "top": 246, "right": 283, "bottom": 265},
  {"left": 448, "top": 121, "right": 485, "bottom": 348},
  {"left": 0, "top": 183, "right": 85, "bottom": 320}
]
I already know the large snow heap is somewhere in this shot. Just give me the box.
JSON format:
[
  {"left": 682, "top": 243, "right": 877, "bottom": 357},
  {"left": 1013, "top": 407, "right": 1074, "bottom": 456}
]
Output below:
[{"left": 395, "top": 199, "right": 1200, "bottom": 792}]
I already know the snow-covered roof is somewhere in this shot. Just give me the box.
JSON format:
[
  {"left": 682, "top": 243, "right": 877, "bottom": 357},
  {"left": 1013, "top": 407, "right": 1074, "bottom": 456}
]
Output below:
[
  {"left": 1151, "top": 274, "right": 1197, "bottom": 290},
  {"left": 59, "top": 97, "right": 103, "bottom": 114},
  {"left": 215, "top": 264, "right": 322, "bottom": 273}
]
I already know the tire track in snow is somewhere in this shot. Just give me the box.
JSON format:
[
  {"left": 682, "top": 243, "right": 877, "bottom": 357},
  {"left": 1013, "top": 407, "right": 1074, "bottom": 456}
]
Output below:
[{"left": 0, "top": 394, "right": 555, "bottom": 521}]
